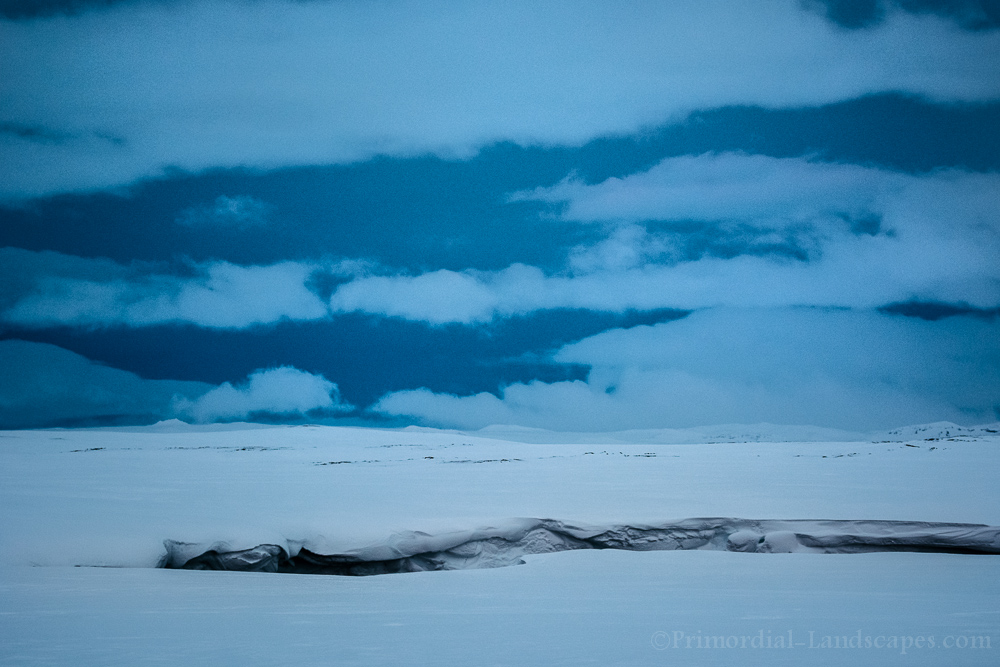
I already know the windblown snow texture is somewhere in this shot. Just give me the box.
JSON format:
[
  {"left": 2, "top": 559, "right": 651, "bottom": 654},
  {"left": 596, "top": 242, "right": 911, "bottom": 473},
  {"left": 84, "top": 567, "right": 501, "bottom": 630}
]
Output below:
[{"left": 161, "top": 518, "right": 1000, "bottom": 575}]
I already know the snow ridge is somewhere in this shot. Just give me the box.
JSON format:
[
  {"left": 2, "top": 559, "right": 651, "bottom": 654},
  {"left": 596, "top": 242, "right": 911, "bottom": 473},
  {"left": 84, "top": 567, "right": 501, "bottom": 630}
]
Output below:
[{"left": 160, "top": 518, "right": 1000, "bottom": 575}]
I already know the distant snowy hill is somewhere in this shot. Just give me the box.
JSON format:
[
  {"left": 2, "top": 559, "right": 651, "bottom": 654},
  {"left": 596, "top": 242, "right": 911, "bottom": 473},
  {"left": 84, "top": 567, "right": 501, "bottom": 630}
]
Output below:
[
  {"left": 875, "top": 421, "right": 1000, "bottom": 441},
  {"left": 471, "top": 421, "right": 1000, "bottom": 445},
  {"left": 76, "top": 419, "right": 1000, "bottom": 444},
  {"left": 471, "top": 423, "right": 871, "bottom": 444}
]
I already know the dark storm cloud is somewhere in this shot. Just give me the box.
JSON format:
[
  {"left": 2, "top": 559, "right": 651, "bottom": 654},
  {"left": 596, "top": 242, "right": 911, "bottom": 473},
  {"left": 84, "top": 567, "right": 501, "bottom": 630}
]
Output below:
[
  {"left": 0, "top": 123, "right": 125, "bottom": 148},
  {"left": 806, "top": 0, "right": 886, "bottom": 28},
  {"left": 879, "top": 301, "right": 1000, "bottom": 320},
  {"left": 5, "top": 0, "right": 997, "bottom": 29},
  {"left": 0, "top": 0, "right": 127, "bottom": 19},
  {"left": 1, "top": 309, "right": 686, "bottom": 408},
  {"left": 0, "top": 339, "right": 211, "bottom": 429},
  {"left": 0, "top": 122, "right": 74, "bottom": 143},
  {"left": 806, "top": 0, "right": 1000, "bottom": 29},
  {"left": 175, "top": 195, "right": 272, "bottom": 227},
  {"left": 0, "top": 338, "right": 357, "bottom": 428}
]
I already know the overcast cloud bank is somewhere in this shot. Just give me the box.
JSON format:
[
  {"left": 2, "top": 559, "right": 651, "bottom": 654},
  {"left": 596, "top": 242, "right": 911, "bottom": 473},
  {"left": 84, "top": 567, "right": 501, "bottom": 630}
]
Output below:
[
  {"left": 375, "top": 308, "right": 1000, "bottom": 431},
  {"left": 2, "top": 0, "right": 1000, "bottom": 197}
]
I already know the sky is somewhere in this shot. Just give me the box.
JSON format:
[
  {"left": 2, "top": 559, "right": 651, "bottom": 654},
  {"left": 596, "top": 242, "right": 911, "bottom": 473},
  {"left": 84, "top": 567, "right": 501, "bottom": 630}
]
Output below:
[{"left": 1, "top": 0, "right": 998, "bottom": 431}]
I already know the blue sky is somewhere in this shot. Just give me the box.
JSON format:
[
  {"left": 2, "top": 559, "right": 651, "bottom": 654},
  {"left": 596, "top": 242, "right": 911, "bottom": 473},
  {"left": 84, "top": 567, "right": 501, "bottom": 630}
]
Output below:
[{"left": 1, "top": 0, "right": 998, "bottom": 430}]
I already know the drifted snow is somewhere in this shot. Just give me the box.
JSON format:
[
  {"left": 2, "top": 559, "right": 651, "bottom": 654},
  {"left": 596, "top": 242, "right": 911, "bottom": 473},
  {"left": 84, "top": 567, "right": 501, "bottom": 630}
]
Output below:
[
  {"left": 2, "top": 422, "right": 1000, "bottom": 665},
  {"left": 2, "top": 422, "right": 1000, "bottom": 567},
  {"left": 162, "top": 518, "right": 1000, "bottom": 575}
]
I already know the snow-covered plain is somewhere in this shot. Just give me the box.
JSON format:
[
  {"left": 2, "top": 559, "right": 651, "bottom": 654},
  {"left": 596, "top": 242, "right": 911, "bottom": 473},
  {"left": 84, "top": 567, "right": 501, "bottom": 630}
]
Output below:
[{"left": 2, "top": 421, "right": 999, "bottom": 665}]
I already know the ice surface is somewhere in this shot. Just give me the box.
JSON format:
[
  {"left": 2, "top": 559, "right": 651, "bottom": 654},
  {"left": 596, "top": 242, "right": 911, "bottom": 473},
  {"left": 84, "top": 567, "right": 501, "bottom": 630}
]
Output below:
[
  {"left": 3, "top": 552, "right": 999, "bottom": 666},
  {"left": 2, "top": 422, "right": 999, "bottom": 665},
  {"left": 4, "top": 421, "right": 1000, "bottom": 567}
]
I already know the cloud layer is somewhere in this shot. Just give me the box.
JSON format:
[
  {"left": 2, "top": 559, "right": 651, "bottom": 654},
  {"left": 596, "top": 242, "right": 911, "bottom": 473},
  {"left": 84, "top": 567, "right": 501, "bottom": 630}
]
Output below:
[
  {"left": 174, "top": 366, "right": 353, "bottom": 423},
  {"left": 2, "top": 0, "right": 1000, "bottom": 197},
  {"left": 0, "top": 248, "right": 330, "bottom": 328},
  {"left": 3, "top": 2, "right": 995, "bottom": 434},
  {"left": 375, "top": 308, "right": 1000, "bottom": 431},
  {"left": 7, "top": 154, "right": 998, "bottom": 329},
  {"left": 330, "top": 155, "right": 1000, "bottom": 322}
]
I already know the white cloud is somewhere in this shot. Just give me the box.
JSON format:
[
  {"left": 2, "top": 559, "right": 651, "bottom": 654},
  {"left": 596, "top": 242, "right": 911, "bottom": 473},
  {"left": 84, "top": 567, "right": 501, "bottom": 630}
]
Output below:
[
  {"left": 1, "top": 249, "right": 331, "bottom": 328},
  {"left": 174, "top": 366, "right": 353, "bottom": 423},
  {"left": 165, "top": 262, "right": 329, "bottom": 328},
  {"left": 374, "top": 308, "right": 1000, "bottom": 431},
  {"left": 328, "top": 264, "right": 547, "bottom": 325},
  {"left": 2, "top": 1, "right": 999, "bottom": 197},
  {"left": 567, "top": 224, "right": 674, "bottom": 273},
  {"left": 514, "top": 152, "right": 902, "bottom": 224},
  {"left": 329, "top": 157, "right": 1000, "bottom": 321}
]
